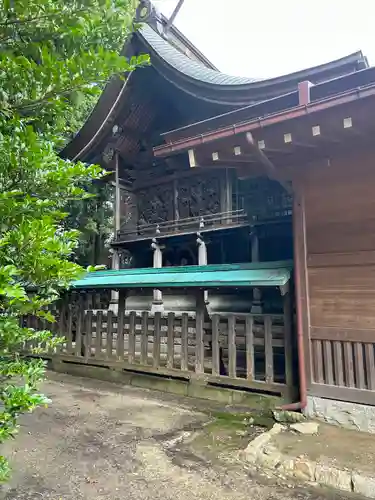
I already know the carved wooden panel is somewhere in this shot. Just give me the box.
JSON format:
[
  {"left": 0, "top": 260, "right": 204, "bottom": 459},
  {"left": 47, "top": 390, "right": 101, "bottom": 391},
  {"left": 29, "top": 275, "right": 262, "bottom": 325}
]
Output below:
[
  {"left": 137, "top": 183, "right": 173, "bottom": 224},
  {"left": 178, "top": 175, "right": 220, "bottom": 219},
  {"left": 238, "top": 177, "right": 292, "bottom": 221},
  {"left": 120, "top": 188, "right": 137, "bottom": 229}
]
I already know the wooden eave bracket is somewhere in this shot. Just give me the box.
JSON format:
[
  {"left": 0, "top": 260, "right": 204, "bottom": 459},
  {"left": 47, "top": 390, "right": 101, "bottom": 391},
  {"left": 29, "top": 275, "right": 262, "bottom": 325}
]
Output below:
[{"left": 245, "top": 132, "right": 292, "bottom": 194}]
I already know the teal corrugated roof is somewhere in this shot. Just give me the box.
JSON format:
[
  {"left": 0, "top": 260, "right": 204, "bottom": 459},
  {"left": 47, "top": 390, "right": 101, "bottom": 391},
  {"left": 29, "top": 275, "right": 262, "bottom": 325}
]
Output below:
[{"left": 72, "top": 261, "right": 292, "bottom": 290}]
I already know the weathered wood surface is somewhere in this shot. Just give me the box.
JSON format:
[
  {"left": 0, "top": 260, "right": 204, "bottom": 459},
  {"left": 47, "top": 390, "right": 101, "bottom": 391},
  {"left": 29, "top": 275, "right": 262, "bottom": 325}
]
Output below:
[
  {"left": 25, "top": 305, "right": 294, "bottom": 395},
  {"left": 301, "top": 154, "right": 375, "bottom": 404}
]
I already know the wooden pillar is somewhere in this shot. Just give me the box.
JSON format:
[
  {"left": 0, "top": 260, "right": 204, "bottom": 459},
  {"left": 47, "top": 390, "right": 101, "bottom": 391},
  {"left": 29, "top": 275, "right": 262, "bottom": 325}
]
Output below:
[
  {"left": 195, "top": 289, "right": 205, "bottom": 374},
  {"left": 151, "top": 238, "right": 164, "bottom": 313},
  {"left": 110, "top": 151, "right": 121, "bottom": 312},
  {"left": 220, "top": 168, "right": 232, "bottom": 223},
  {"left": 197, "top": 233, "right": 209, "bottom": 305},
  {"left": 250, "top": 227, "right": 262, "bottom": 313},
  {"left": 114, "top": 151, "right": 121, "bottom": 233}
]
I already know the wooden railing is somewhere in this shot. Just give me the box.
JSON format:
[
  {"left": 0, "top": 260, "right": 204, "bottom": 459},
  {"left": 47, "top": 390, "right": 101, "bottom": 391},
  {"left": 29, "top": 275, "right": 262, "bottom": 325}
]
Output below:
[
  {"left": 309, "top": 327, "right": 375, "bottom": 405},
  {"left": 115, "top": 209, "right": 248, "bottom": 242},
  {"left": 24, "top": 292, "right": 295, "bottom": 397}
]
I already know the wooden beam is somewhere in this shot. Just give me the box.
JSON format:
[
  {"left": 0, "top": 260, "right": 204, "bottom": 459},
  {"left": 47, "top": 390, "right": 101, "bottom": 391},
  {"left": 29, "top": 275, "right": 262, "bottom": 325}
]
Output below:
[
  {"left": 245, "top": 132, "right": 292, "bottom": 194},
  {"left": 114, "top": 151, "right": 121, "bottom": 233},
  {"left": 188, "top": 149, "right": 197, "bottom": 168},
  {"left": 133, "top": 166, "right": 216, "bottom": 190}
]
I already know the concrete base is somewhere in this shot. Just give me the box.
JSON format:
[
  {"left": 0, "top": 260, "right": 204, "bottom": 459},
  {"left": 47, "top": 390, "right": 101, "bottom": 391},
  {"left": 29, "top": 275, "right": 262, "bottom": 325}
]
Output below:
[
  {"left": 49, "top": 359, "right": 280, "bottom": 410},
  {"left": 305, "top": 395, "right": 375, "bottom": 434}
]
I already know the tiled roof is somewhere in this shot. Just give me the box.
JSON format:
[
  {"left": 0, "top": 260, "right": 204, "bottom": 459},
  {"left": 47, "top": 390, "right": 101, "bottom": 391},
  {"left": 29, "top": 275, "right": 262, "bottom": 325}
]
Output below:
[{"left": 140, "top": 24, "right": 259, "bottom": 86}]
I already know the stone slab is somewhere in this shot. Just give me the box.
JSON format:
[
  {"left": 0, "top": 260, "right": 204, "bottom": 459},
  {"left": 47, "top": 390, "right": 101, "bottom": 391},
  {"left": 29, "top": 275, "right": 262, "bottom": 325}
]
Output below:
[{"left": 305, "top": 395, "right": 375, "bottom": 434}]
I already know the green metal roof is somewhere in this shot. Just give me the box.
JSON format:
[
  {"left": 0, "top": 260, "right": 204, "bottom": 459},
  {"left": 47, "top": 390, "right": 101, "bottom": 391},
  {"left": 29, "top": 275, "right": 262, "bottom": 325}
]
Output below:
[{"left": 72, "top": 261, "right": 292, "bottom": 290}]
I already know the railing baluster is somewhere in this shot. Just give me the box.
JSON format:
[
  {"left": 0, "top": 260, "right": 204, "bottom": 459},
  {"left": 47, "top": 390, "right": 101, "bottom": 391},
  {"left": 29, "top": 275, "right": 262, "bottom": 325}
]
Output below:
[
  {"left": 128, "top": 311, "right": 136, "bottom": 365},
  {"left": 211, "top": 314, "right": 220, "bottom": 376},
  {"left": 153, "top": 312, "right": 161, "bottom": 368},
  {"left": 106, "top": 310, "right": 114, "bottom": 359},
  {"left": 245, "top": 315, "right": 254, "bottom": 381},
  {"left": 354, "top": 342, "right": 365, "bottom": 389},
  {"left": 264, "top": 316, "right": 273, "bottom": 383},
  {"left": 66, "top": 304, "right": 73, "bottom": 354},
  {"left": 343, "top": 342, "right": 355, "bottom": 387},
  {"left": 116, "top": 292, "right": 125, "bottom": 360},
  {"left": 95, "top": 311, "right": 103, "bottom": 358},
  {"left": 323, "top": 340, "right": 334, "bottom": 385},
  {"left": 181, "top": 313, "right": 189, "bottom": 372},
  {"left": 85, "top": 310, "right": 93, "bottom": 361},
  {"left": 333, "top": 341, "right": 344, "bottom": 387},
  {"left": 141, "top": 311, "right": 148, "bottom": 365},
  {"left": 167, "top": 312, "right": 174, "bottom": 369},
  {"left": 228, "top": 315, "right": 236, "bottom": 378},
  {"left": 283, "top": 292, "right": 293, "bottom": 387},
  {"left": 195, "top": 294, "right": 205, "bottom": 374},
  {"left": 365, "top": 344, "right": 375, "bottom": 390}
]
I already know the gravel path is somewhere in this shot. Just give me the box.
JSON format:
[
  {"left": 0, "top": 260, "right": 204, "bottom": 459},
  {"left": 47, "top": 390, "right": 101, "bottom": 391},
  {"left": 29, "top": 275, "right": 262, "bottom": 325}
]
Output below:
[{"left": 0, "top": 373, "right": 364, "bottom": 500}]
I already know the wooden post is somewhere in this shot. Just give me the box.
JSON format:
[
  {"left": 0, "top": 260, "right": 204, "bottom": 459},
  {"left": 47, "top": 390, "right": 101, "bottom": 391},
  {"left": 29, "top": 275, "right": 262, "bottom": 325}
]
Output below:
[
  {"left": 115, "top": 151, "right": 121, "bottom": 233},
  {"left": 173, "top": 178, "right": 179, "bottom": 229},
  {"left": 196, "top": 232, "right": 209, "bottom": 305},
  {"left": 110, "top": 150, "right": 121, "bottom": 312},
  {"left": 250, "top": 227, "right": 262, "bottom": 313},
  {"left": 151, "top": 238, "right": 164, "bottom": 313},
  {"left": 116, "top": 290, "right": 125, "bottom": 360},
  {"left": 283, "top": 291, "right": 294, "bottom": 388},
  {"left": 220, "top": 168, "right": 232, "bottom": 224},
  {"left": 195, "top": 290, "right": 205, "bottom": 374}
]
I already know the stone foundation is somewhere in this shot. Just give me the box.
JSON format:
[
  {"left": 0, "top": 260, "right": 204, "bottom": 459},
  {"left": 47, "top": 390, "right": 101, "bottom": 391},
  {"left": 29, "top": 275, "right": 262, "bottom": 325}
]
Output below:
[{"left": 305, "top": 395, "right": 375, "bottom": 434}]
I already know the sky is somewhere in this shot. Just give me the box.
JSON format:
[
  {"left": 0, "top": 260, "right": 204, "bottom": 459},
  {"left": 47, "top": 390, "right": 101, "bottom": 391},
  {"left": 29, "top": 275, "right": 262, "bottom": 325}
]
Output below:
[{"left": 153, "top": 0, "right": 374, "bottom": 78}]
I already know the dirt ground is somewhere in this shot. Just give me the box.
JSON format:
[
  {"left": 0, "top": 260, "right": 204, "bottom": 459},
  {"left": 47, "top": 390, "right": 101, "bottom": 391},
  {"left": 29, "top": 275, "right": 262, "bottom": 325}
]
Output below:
[{"left": 0, "top": 372, "right": 365, "bottom": 500}]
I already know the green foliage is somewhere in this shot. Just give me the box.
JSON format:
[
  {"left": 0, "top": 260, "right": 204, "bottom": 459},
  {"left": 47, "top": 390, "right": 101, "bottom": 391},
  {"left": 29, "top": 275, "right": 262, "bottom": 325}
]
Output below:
[
  {"left": 65, "top": 182, "right": 114, "bottom": 267},
  {"left": 0, "top": 0, "right": 149, "bottom": 481}
]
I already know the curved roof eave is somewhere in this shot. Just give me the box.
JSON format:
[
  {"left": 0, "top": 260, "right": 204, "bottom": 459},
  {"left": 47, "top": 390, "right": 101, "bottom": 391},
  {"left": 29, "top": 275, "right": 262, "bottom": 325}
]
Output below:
[
  {"left": 61, "top": 20, "right": 368, "bottom": 161},
  {"left": 139, "top": 23, "right": 368, "bottom": 104}
]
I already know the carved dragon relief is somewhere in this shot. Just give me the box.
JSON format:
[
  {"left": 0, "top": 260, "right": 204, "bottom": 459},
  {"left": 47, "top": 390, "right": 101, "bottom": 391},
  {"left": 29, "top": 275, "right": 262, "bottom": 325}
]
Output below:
[
  {"left": 135, "top": 175, "right": 221, "bottom": 225},
  {"left": 137, "top": 184, "right": 173, "bottom": 225},
  {"left": 178, "top": 175, "right": 220, "bottom": 219}
]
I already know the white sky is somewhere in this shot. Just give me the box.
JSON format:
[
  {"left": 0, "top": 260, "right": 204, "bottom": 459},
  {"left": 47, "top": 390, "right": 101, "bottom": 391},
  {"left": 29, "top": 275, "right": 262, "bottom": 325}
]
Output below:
[{"left": 153, "top": 0, "right": 374, "bottom": 78}]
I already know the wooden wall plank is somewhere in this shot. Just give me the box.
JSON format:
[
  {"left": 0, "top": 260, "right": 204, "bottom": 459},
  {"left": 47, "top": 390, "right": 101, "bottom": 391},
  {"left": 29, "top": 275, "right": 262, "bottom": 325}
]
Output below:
[
  {"left": 309, "top": 266, "right": 375, "bottom": 330},
  {"left": 311, "top": 327, "right": 375, "bottom": 343},
  {"left": 310, "top": 382, "right": 375, "bottom": 406}
]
